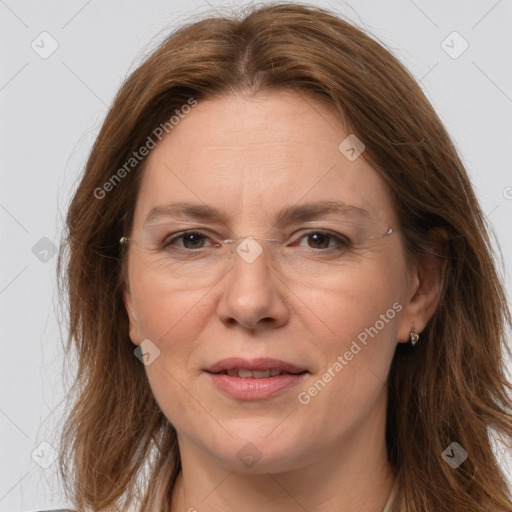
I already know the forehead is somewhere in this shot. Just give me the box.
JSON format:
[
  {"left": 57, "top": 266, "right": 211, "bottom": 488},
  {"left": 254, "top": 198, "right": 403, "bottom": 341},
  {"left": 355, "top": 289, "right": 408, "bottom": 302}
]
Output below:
[{"left": 133, "top": 90, "right": 396, "bottom": 228}]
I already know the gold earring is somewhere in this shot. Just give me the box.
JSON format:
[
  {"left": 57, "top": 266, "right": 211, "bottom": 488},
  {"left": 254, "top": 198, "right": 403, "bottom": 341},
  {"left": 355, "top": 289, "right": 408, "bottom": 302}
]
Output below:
[{"left": 409, "top": 327, "right": 420, "bottom": 346}]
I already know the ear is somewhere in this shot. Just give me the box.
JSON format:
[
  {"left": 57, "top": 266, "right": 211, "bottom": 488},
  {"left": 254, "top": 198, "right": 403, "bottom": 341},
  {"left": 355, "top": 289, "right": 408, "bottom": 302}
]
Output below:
[
  {"left": 397, "top": 229, "right": 448, "bottom": 343},
  {"left": 123, "top": 287, "right": 143, "bottom": 346}
]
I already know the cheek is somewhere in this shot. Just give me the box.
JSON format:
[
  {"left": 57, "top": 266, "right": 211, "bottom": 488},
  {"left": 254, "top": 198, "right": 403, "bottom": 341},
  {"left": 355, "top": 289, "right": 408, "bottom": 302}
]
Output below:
[
  {"left": 294, "top": 246, "right": 406, "bottom": 411},
  {"left": 301, "top": 276, "right": 400, "bottom": 395},
  {"left": 127, "top": 261, "right": 217, "bottom": 412},
  {"left": 297, "top": 244, "right": 406, "bottom": 348},
  {"left": 128, "top": 263, "right": 216, "bottom": 432},
  {"left": 292, "top": 302, "right": 401, "bottom": 446},
  {"left": 128, "top": 257, "right": 214, "bottom": 345}
]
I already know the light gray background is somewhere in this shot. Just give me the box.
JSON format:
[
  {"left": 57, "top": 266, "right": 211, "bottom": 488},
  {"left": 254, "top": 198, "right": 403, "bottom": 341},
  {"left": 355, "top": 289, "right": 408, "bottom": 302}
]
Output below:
[{"left": 1, "top": 0, "right": 511, "bottom": 510}]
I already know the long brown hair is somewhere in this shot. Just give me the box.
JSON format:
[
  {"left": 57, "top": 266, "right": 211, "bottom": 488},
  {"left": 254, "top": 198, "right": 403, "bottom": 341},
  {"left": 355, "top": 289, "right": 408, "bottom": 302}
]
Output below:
[{"left": 58, "top": 3, "right": 512, "bottom": 511}]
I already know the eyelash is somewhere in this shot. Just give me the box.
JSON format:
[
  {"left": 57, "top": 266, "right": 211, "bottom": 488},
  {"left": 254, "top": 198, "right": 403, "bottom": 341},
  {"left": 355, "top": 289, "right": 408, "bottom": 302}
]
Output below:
[{"left": 160, "top": 230, "right": 352, "bottom": 253}]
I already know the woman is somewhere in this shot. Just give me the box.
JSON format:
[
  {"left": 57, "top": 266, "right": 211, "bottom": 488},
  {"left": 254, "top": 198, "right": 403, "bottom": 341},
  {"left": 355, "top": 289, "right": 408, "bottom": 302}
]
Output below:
[{"left": 57, "top": 3, "right": 512, "bottom": 511}]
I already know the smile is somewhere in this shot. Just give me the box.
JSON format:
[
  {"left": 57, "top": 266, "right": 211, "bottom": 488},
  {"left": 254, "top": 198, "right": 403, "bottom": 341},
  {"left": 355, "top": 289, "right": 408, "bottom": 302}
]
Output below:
[{"left": 205, "top": 358, "right": 309, "bottom": 400}]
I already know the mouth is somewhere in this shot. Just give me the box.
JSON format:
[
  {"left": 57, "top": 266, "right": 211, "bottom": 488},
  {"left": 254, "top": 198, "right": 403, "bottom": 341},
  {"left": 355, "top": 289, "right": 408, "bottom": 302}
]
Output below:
[
  {"left": 205, "top": 357, "right": 308, "bottom": 376},
  {"left": 212, "top": 368, "right": 307, "bottom": 378},
  {"left": 204, "top": 358, "right": 309, "bottom": 400}
]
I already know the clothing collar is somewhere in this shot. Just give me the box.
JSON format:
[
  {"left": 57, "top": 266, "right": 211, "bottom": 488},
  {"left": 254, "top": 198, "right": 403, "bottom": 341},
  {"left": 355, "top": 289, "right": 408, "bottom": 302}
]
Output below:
[{"left": 382, "top": 477, "right": 399, "bottom": 512}]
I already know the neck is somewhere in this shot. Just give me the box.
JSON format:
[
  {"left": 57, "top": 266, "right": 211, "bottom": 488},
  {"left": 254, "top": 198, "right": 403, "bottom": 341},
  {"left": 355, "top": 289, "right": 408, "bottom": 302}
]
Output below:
[{"left": 170, "top": 391, "right": 394, "bottom": 512}]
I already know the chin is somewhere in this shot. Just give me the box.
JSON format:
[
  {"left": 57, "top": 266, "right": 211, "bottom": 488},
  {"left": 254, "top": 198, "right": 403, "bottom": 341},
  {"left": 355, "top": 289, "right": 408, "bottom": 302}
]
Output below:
[{"left": 201, "top": 425, "right": 314, "bottom": 473}]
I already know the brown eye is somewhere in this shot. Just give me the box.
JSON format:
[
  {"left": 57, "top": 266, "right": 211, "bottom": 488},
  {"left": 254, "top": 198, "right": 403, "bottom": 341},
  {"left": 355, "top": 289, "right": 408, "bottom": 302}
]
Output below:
[
  {"left": 296, "top": 231, "right": 350, "bottom": 251},
  {"left": 163, "top": 231, "right": 212, "bottom": 250},
  {"left": 181, "top": 232, "right": 206, "bottom": 249},
  {"left": 307, "top": 233, "right": 331, "bottom": 249}
]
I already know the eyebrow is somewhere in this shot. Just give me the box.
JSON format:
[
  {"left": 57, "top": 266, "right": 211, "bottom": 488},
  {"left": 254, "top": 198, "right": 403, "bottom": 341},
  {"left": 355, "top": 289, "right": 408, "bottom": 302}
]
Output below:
[{"left": 143, "top": 200, "right": 369, "bottom": 227}]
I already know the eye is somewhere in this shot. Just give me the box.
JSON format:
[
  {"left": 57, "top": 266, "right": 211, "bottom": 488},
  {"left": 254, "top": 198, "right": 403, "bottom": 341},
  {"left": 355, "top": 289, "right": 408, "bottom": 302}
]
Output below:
[
  {"left": 162, "top": 231, "right": 217, "bottom": 250},
  {"left": 295, "top": 231, "right": 350, "bottom": 250}
]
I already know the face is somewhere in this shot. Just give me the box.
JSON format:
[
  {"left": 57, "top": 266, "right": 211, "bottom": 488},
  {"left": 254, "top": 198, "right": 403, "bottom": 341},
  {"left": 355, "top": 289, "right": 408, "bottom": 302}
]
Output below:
[{"left": 124, "top": 90, "right": 418, "bottom": 473}]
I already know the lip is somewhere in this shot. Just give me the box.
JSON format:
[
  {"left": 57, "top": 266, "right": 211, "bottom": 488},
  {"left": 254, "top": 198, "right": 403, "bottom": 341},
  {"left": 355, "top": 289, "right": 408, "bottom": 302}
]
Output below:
[
  {"left": 206, "top": 357, "right": 307, "bottom": 374},
  {"left": 205, "top": 357, "right": 309, "bottom": 400}
]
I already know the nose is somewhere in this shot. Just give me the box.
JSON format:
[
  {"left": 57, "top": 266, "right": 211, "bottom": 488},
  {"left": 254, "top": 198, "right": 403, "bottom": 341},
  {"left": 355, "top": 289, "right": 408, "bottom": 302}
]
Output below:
[{"left": 216, "top": 243, "right": 289, "bottom": 331}]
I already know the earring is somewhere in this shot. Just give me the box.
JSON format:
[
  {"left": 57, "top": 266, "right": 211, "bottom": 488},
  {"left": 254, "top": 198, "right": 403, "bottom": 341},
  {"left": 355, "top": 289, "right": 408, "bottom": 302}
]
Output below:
[{"left": 409, "top": 327, "right": 420, "bottom": 346}]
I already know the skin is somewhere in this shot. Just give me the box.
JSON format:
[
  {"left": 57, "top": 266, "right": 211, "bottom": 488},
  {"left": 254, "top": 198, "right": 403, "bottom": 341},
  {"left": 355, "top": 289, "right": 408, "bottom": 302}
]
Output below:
[{"left": 124, "top": 90, "right": 444, "bottom": 511}]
